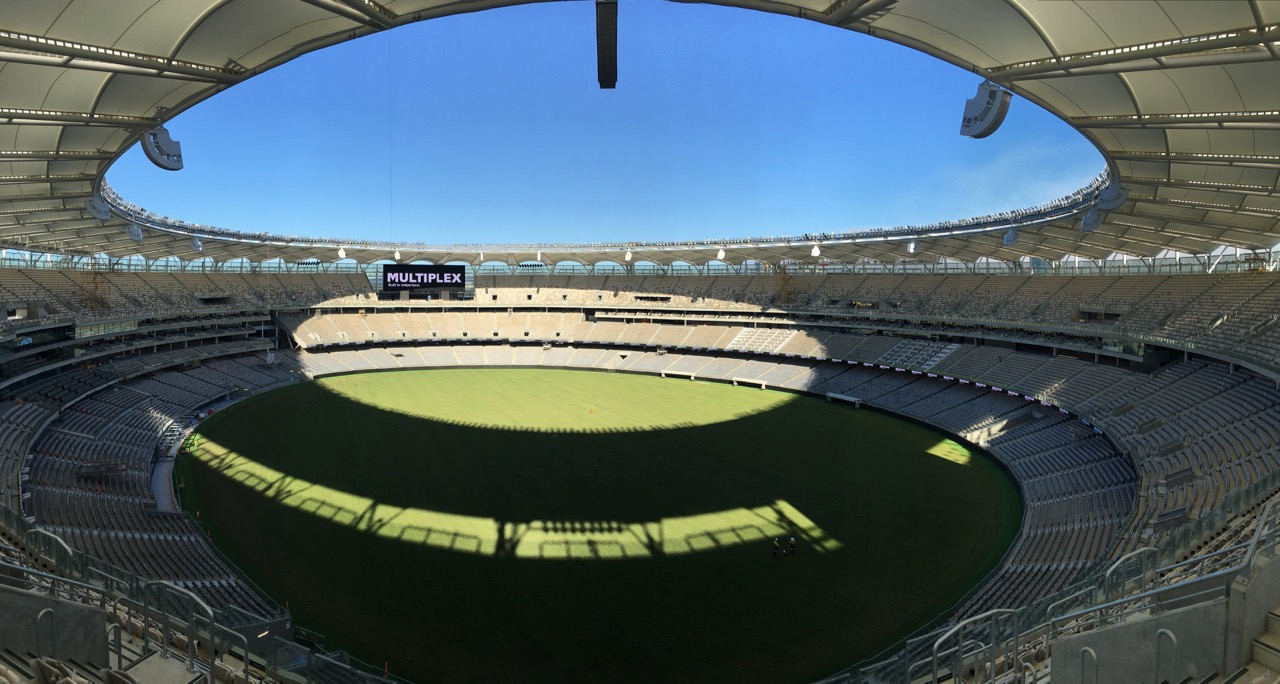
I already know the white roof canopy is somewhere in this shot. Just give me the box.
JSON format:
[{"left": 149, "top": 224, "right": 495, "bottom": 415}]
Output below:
[{"left": 3, "top": 0, "right": 1279, "bottom": 266}]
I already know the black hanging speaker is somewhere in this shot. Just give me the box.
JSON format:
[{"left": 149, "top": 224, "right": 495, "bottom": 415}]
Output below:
[{"left": 596, "top": 0, "right": 617, "bottom": 89}]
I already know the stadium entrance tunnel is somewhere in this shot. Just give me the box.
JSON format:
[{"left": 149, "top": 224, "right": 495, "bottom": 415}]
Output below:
[{"left": 191, "top": 439, "right": 841, "bottom": 559}]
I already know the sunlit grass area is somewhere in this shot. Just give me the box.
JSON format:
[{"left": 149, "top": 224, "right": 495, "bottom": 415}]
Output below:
[
  {"left": 178, "top": 368, "right": 1020, "bottom": 684},
  {"left": 324, "top": 368, "right": 795, "bottom": 431}
]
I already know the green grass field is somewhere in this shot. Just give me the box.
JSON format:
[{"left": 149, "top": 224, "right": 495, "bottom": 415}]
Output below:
[{"left": 178, "top": 368, "right": 1021, "bottom": 683}]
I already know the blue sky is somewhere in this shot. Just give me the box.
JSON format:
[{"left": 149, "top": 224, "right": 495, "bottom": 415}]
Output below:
[{"left": 106, "top": 0, "right": 1103, "bottom": 246}]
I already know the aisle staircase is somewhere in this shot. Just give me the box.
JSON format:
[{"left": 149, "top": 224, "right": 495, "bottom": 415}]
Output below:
[{"left": 1236, "top": 605, "right": 1280, "bottom": 682}]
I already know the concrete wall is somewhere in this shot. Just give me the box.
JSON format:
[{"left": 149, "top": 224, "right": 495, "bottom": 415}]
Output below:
[
  {"left": 1050, "top": 598, "right": 1227, "bottom": 684},
  {"left": 1226, "top": 552, "right": 1280, "bottom": 671},
  {"left": 0, "top": 584, "right": 108, "bottom": 667}
]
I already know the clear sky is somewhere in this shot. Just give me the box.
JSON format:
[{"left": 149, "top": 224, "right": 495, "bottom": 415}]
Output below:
[{"left": 105, "top": 0, "right": 1103, "bottom": 246}]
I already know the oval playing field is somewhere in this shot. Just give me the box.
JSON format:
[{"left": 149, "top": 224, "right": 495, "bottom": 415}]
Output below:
[{"left": 178, "top": 368, "right": 1021, "bottom": 684}]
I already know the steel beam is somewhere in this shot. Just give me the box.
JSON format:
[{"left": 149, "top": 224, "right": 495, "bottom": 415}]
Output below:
[
  {"left": 990, "top": 25, "right": 1280, "bottom": 81},
  {"left": 0, "top": 33, "right": 239, "bottom": 83}
]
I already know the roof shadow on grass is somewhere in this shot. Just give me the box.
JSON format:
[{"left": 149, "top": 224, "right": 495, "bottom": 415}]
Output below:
[{"left": 199, "top": 441, "right": 844, "bottom": 561}]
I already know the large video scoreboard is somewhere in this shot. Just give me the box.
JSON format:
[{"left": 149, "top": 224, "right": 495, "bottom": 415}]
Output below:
[{"left": 382, "top": 264, "right": 467, "bottom": 291}]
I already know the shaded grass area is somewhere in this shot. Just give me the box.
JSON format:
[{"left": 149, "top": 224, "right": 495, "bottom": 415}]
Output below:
[{"left": 178, "top": 369, "right": 1021, "bottom": 684}]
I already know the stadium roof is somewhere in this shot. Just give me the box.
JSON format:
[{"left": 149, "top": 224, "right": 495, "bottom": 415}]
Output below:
[{"left": 2, "top": 0, "right": 1280, "bottom": 267}]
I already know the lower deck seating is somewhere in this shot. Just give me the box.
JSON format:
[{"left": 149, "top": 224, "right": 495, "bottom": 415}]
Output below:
[{"left": 19, "top": 351, "right": 292, "bottom": 618}]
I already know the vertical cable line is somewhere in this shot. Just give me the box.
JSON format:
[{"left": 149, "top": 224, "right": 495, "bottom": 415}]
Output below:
[{"left": 387, "top": 31, "right": 395, "bottom": 249}]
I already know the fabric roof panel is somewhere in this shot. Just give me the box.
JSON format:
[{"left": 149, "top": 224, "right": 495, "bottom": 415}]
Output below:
[
  {"left": 1203, "top": 210, "right": 1280, "bottom": 230},
  {"left": 1120, "top": 70, "right": 1196, "bottom": 114},
  {"left": 862, "top": 14, "right": 1004, "bottom": 70},
  {"left": 1165, "top": 128, "right": 1244, "bottom": 155},
  {"left": 1159, "top": 66, "right": 1246, "bottom": 113},
  {"left": 1241, "top": 195, "right": 1280, "bottom": 213},
  {"left": 236, "top": 17, "right": 373, "bottom": 75},
  {"left": 1016, "top": 75, "right": 1137, "bottom": 118},
  {"left": 94, "top": 75, "right": 208, "bottom": 119},
  {"left": 48, "top": 0, "right": 163, "bottom": 47},
  {"left": 7, "top": 2, "right": 75, "bottom": 37},
  {"left": 1211, "top": 166, "right": 1279, "bottom": 189},
  {"left": 1256, "top": 2, "right": 1280, "bottom": 25},
  {"left": 1011, "top": 0, "right": 1112, "bottom": 55},
  {"left": 1093, "top": 127, "right": 1168, "bottom": 153},
  {"left": 0, "top": 63, "right": 70, "bottom": 111},
  {"left": 13, "top": 127, "right": 63, "bottom": 153},
  {"left": 1218, "top": 61, "right": 1280, "bottom": 111},
  {"left": 174, "top": 0, "right": 350, "bottom": 69},
  {"left": 115, "top": 1, "right": 229, "bottom": 58},
  {"left": 1071, "top": 1, "right": 1183, "bottom": 47},
  {"left": 0, "top": 162, "right": 43, "bottom": 177},
  {"left": 40, "top": 69, "right": 114, "bottom": 114},
  {"left": 47, "top": 159, "right": 99, "bottom": 176},
  {"left": 1120, "top": 160, "right": 1170, "bottom": 178},
  {"left": 888, "top": 0, "right": 1051, "bottom": 67},
  {"left": 55, "top": 126, "right": 126, "bottom": 153},
  {"left": 1157, "top": 0, "right": 1259, "bottom": 35}
]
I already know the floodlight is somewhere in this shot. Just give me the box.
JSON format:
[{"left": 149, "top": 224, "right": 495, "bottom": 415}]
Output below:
[
  {"left": 624, "top": 250, "right": 632, "bottom": 262},
  {"left": 141, "top": 126, "right": 184, "bottom": 171},
  {"left": 1079, "top": 208, "right": 1102, "bottom": 233},
  {"left": 393, "top": 249, "right": 401, "bottom": 261},
  {"left": 191, "top": 237, "right": 203, "bottom": 252},
  {"left": 536, "top": 250, "right": 542, "bottom": 261},
  {"left": 1097, "top": 176, "right": 1129, "bottom": 211},
  {"left": 1002, "top": 229, "right": 1019, "bottom": 247},
  {"left": 908, "top": 240, "right": 917, "bottom": 254},
  {"left": 337, "top": 248, "right": 346, "bottom": 259},
  {"left": 811, "top": 244, "right": 821, "bottom": 257},
  {"left": 125, "top": 224, "right": 144, "bottom": 241},
  {"left": 716, "top": 248, "right": 725, "bottom": 260},
  {"left": 85, "top": 194, "right": 112, "bottom": 221}
]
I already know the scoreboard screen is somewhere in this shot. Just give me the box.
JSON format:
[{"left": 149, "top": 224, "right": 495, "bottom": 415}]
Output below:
[{"left": 382, "top": 264, "right": 466, "bottom": 291}]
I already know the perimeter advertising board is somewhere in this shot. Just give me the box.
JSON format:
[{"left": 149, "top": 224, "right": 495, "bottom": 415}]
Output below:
[{"left": 382, "top": 264, "right": 466, "bottom": 290}]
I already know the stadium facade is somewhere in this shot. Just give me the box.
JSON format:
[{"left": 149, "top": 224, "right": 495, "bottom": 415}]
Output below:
[{"left": 4, "top": 1, "right": 1280, "bottom": 682}]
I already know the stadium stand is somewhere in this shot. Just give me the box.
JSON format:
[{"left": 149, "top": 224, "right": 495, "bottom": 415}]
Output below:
[
  {"left": 7, "top": 265, "right": 1280, "bottom": 680},
  {"left": 12, "top": 0, "right": 1280, "bottom": 679}
]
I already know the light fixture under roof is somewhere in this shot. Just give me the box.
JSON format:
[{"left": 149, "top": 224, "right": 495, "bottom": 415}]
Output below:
[
  {"left": 141, "top": 125, "right": 184, "bottom": 171},
  {"left": 536, "top": 250, "right": 542, "bottom": 262},
  {"left": 393, "top": 249, "right": 401, "bottom": 261},
  {"left": 1002, "top": 229, "right": 1019, "bottom": 247},
  {"left": 85, "top": 194, "right": 112, "bottom": 221},
  {"left": 191, "top": 237, "right": 203, "bottom": 252},
  {"left": 337, "top": 247, "right": 346, "bottom": 259},
  {"left": 1079, "top": 208, "right": 1102, "bottom": 233},
  {"left": 125, "top": 224, "right": 143, "bottom": 241},
  {"left": 624, "top": 250, "right": 632, "bottom": 262},
  {"left": 960, "top": 82, "right": 1011, "bottom": 139},
  {"left": 908, "top": 240, "right": 917, "bottom": 254},
  {"left": 810, "top": 244, "right": 821, "bottom": 257},
  {"left": 716, "top": 248, "right": 725, "bottom": 260}
]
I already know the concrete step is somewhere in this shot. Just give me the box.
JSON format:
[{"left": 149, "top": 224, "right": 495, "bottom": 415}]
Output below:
[
  {"left": 1256, "top": 632, "right": 1280, "bottom": 672},
  {"left": 1268, "top": 607, "right": 1280, "bottom": 636},
  {"left": 1233, "top": 659, "right": 1280, "bottom": 683},
  {"left": 1224, "top": 664, "right": 1280, "bottom": 683}
]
